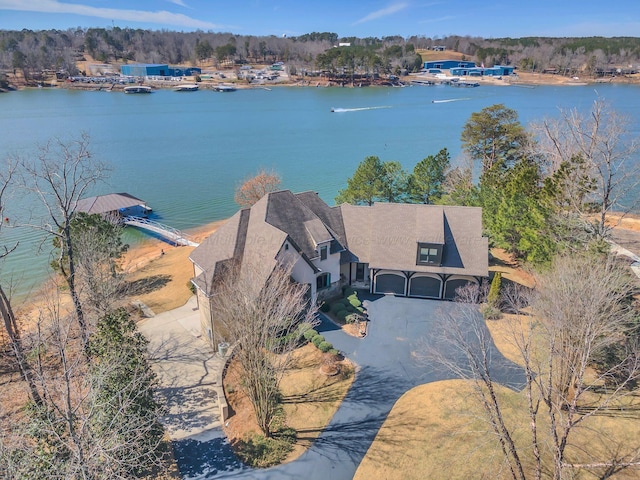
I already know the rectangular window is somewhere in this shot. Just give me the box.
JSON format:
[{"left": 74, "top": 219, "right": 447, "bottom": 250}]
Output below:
[
  {"left": 320, "top": 245, "right": 328, "bottom": 261},
  {"left": 316, "top": 272, "right": 331, "bottom": 290},
  {"left": 417, "top": 243, "right": 442, "bottom": 265}
]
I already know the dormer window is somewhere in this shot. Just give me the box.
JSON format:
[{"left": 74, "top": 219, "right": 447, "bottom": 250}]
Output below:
[
  {"left": 417, "top": 243, "right": 442, "bottom": 266},
  {"left": 320, "top": 245, "right": 328, "bottom": 261}
]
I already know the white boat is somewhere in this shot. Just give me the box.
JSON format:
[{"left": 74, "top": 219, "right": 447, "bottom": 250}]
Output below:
[
  {"left": 124, "top": 85, "right": 152, "bottom": 94},
  {"left": 174, "top": 84, "right": 199, "bottom": 92}
]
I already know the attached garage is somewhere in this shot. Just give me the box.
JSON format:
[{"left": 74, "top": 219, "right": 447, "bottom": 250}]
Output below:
[
  {"left": 444, "top": 278, "right": 476, "bottom": 300},
  {"left": 409, "top": 275, "right": 442, "bottom": 298},
  {"left": 375, "top": 272, "right": 406, "bottom": 296}
]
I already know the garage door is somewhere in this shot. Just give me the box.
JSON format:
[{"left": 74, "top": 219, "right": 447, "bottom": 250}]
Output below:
[
  {"left": 444, "top": 279, "right": 473, "bottom": 300},
  {"left": 375, "top": 273, "right": 406, "bottom": 296},
  {"left": 409, "top": 276, "right": 441, "bottom": 298}
]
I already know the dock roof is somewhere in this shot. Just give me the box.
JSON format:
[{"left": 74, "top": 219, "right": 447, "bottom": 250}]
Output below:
[{"left": 76, "top": 193, "right": 147, "bottom": 215}]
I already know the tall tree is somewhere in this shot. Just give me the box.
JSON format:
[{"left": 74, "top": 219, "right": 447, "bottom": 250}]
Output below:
[
  {"left": 426, "top": 254, "right": 640, "bottom": 480},
  {"left": 534, "top": 98, "right": 640, "bottom": 241},
  {"left": 234, "top": 168, "right": 282, "bottom": 208},
  {"left": 461, "top": 104, "right": 529, "bottom": 174},
  {"left": 209, "top": 262, "right": 316, "bottom": 437},
  {"left": 408, "top": 148, "right": 450, "bottom": 204},
  {"left": 55, "top": 213, "right": 128, "bottom": 317},
  {"left": 19, "top": 133, "right": 110, "bottom": 349},
  {"left": 336, "top": 156, "right": 408, "bottom": 205},
  {"left": 0, "top": 158, "right": 42, "bottom": 406},
  {"left": 335, "top": 155, "right": 384, "bottom": 206}
]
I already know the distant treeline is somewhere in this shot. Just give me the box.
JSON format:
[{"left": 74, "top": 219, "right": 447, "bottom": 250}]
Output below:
[{"left": 1, "top": 27, "right": 639, "bottom": 80}]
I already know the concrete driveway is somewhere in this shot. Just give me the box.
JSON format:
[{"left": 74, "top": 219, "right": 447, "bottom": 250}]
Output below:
[{"left": 220, "top": 294, "right": 525, "bottom": 480}]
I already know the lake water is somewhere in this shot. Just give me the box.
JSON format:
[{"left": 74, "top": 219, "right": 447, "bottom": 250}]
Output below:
[{"left": 1, "top": 83, "right": 640, "bottom": 298}]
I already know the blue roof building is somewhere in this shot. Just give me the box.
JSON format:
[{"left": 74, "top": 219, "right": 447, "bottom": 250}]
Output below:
[
  {"left": 120, "top": 64, "right": 202, "bottom": 77},
  {"left": 424, "top": 60, "right": 476, "bottom": 70}
]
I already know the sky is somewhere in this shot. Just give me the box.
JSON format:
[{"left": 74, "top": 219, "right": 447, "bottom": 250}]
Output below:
[{"left": 0, "top": 0, "right": 639, "bottom": 38}]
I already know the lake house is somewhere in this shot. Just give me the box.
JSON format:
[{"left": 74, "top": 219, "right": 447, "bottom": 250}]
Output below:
[{"left": 189, "top": 191, "right": 488, "bottom": 348}]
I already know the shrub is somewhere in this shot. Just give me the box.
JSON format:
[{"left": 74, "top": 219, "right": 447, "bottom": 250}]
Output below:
[
  {"left": 318, "top": 341, "right": 333, "bottom": 353},
  {"left": 481, "top": 304, "right": 502, "bottom": 320},
  {"left": 319, "top": 302, "right": 330, "bottom": 313},
  {"left": 312, "top": 335, "right": 325, "bottom": 347},
  {"left": 336, "top": 310, "right": 348, "bottom": 322},
  {"left": 487, "top": 272, "right": 502, "bottom": 308},
  {"left": 347, "top": 294, "right": 361, "bottom": 308},
  {"left": 345, "top": 304, "right": 356, "bottom": 313},
  {"left": 356, "top": 306, "right": 365, "bottom": 314},
  {"left": 303, "top": 329, "right": 318, "bottom": 341},
  {"left": 342, "top": 286, "right": 356, "bottom": 297},
  {"left": 329, "top": 348, "right": 339, "bottom": 356},
  {"left": 345, "top": 313, "right": 361, "bottom": 324},
  {"left": 331, "top": 302, "right": 346, "bottom": 314}
]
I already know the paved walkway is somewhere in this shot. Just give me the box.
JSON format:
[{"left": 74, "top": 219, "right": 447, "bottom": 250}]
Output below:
[{"left": 138, "top": 296, "right": 243, "bottom": 478}]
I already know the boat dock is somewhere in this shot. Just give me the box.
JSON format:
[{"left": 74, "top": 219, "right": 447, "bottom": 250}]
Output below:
[
  {"left": 123, "top": 217, "right": 199, "bottom": 247},
  {"left": 76, "top": 192, "right": 199, "bottom": 247}
]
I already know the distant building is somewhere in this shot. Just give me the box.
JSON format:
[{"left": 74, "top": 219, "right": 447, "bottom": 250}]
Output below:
[
  {"left": 430, "top": 46, "right": 446, "bottom": 51},
  {"left": 424, "top": 60, "right": 476, "bottom": 70},
  {"left": 120, "top": 64, "right": 201, "bottom": 77},
  {"left": 338, "top": 42, "right": 351, "bottom": 47},
  {"left": 450, "top": 65, "right": 515, "bottom": 77}
]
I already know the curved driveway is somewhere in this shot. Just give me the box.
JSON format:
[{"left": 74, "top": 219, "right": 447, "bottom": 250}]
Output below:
[{"left": 179, "top": 295, "right": 525, "bottom": 479}]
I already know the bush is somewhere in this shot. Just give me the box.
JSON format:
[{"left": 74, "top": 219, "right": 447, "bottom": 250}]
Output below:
[
  {"left": 318, "top": 341, "right": 333, "bottom": 353},
  {"left": 331, "top": 302, "right": 346, "bottom": 314},
  {"left": 312, "top": 335, "right": 325, "bottom": 347},
  {"left": 345, "top": 313, "right": 361, "bottom": 324},
  {"left": 329, "top": 348, "right": 339, "bottom": 356},
  {"left": 336, "top": 310, "right": 348, "bottom": 322},
  {"left": 347, "top": 294, "right": 361, "bottom": 308},
  {"left": 342, "top": 286, "right": 356, "bottom": 297},
  {"left": 487, "top": 272, "right": 502, "bottom": 308},
  {"left": 481, "top": 304, "right": 502, "bottom": 320},
  {"left": 319, "top": 302, "right": 330, "bottom": 313},
  {"left": 345, "top": 304, "right": 356, "bottom": 313},
  {"left": 303, "top": 329, "right": 318, "bottom": 341}
]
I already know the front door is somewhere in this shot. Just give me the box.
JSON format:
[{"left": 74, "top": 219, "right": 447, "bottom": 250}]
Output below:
[{"left": 356, "top": 263, "right": 365, "bottom": 282}]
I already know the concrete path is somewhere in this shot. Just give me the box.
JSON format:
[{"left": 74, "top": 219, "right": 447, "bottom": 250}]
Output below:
[{"left": 138, "top": 296, "right": 244, "bottom": 478}]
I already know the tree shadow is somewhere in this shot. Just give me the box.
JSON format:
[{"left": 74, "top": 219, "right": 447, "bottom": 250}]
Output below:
[
  {"left": 173, "top": 435, "right": 246, "bottom": 478},
  {"left": 125, "top": 274, "right": 172, "bottom": 295}
]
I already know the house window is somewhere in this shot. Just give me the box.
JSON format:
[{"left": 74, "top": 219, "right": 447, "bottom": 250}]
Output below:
[
  {"left": 316, "top": 272, "right": 330, "bottom": 290},
  {"left": 320, "top": 245, "right": 328, "bottom": 261},
  {"left": 417, "top": 243, "right": 442, "bottom": 265}
]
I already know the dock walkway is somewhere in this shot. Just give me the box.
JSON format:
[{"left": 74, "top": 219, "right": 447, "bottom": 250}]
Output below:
[{"left": 124, "top": 216, "right": 199, "bottom": 247}]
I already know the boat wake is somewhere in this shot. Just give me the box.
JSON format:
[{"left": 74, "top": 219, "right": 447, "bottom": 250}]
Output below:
[
  {"left": 432, "top": 98, "right": 470, "bottom": 104},
  {"left": 331, "top": 106, "right": 391, "bottom": 113}
]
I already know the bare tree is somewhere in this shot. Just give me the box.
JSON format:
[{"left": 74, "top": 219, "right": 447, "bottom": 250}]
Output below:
[
  {"left": 18, "top": 133, "right": 110, "bottom": 349},
  {"left": 0, "top": 158, "right": 42, "bottom": 406},
  {"left": 14, "top": 290, "right": 166, "bottom": 479},
  {"left": 209, "top": 262, "right": 317, "bottom": 437},
  {"left": 234, "top": 168, "right": 282, "bottom": 208},
  {"left": 425, "top": 254, "right": 640, "bottom": 480},
  {"left": 533, "top": 98, "right": 640, "bottom": 240}
]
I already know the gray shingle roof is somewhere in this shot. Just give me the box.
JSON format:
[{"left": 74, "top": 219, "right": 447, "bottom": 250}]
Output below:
[
  {"left": 190, "top": 191, "right": 488, "bottom": 297},
  {"left": 76, "top": 193, "right": 148, "bottom": 215},
  {"left": 341, "top": 202, "right": 487, "bottom": 277}
]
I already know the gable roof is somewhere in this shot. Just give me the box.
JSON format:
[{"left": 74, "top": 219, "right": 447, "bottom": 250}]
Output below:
[
  {"left": 190, "top": 191, "right": 488, "bottom": 295},
  {"left": 340, "top": 202, "right": 487, "bottom": 277}
]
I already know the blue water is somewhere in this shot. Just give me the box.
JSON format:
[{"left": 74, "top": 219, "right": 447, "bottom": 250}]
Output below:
[{"left": 1, "top": 84, "right": 640, "bottom": 297}]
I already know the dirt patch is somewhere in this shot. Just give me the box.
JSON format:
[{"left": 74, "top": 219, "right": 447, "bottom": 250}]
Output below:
[{"left": 489, "top": 248, "right": 535, "bottom": 288}]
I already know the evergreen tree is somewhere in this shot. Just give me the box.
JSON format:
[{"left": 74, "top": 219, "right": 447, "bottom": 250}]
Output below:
[
  {"left": 335, "top": 156, "right": 384, "bottom": 205},
  {"left": 461, "top": 104, "right": 529, "bottom": 174},
  {"left": 408, "top": 148, "right": 450, "bottom": 204}
]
